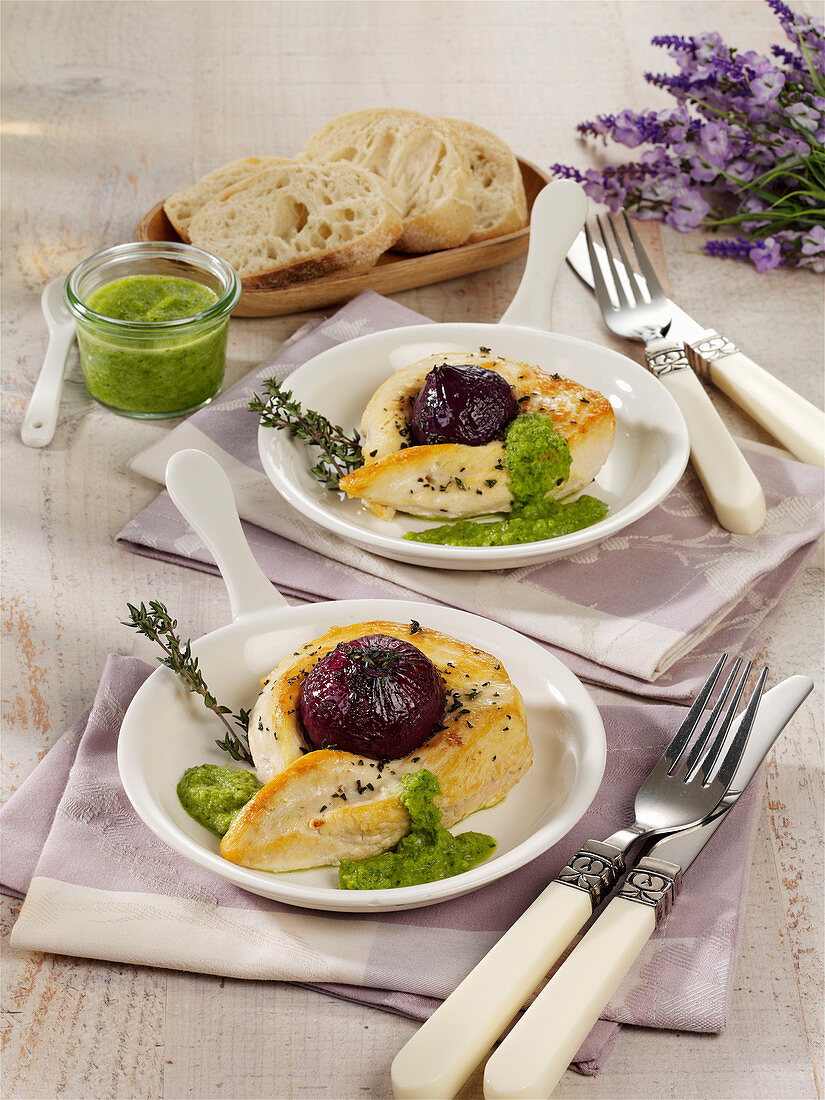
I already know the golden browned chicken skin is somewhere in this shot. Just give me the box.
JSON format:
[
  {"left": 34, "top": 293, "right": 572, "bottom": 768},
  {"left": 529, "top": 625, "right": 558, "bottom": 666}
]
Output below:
[{"left": 221, "top": 620, "right": 532, "bottom": 873}]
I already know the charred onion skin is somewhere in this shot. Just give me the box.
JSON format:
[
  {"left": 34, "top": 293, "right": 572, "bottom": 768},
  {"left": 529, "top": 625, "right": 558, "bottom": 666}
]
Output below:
[
  {"left": 298, "top": 633, "right": 447, "bottom": 759},
  {"left": 410, "top": 363, "right": 518, "bottom": 446}
]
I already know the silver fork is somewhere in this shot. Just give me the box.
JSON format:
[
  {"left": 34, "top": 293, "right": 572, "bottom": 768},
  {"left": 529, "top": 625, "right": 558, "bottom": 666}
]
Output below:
[
  {"left": 585, "top": 212, "right": 765, "bottom": 537},
  {"left": 391, "top": 654, "right": 768, "bottom": 1100}
]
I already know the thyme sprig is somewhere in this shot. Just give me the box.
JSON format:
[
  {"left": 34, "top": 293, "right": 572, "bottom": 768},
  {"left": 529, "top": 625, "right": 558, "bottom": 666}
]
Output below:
[
  {"left": 123, "top": 600, "right": 253, "bottom": 764},
  {"left": 249, "top": 378, "right": 363, "bottom": 489}
]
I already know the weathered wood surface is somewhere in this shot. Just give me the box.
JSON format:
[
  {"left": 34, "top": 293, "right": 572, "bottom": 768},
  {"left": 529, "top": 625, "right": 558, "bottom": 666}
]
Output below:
[{"left": 2, "top": 1, "right": 822, "bottom": 1097}]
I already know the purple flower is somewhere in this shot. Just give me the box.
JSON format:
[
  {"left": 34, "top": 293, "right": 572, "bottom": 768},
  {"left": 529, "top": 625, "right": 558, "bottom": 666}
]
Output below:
[
  {"left": 704, "top": 237, "right": 753, "bottom": 259},
  {"left": 548, "top": 163, "right": 585, "bottom": 183},
  {"left": 796, "top": 226, "right": 825, "bottom": 271},
  {"left": 773, "top": 128, "right": 811, "bottom": 155},
  {"left": 800, "top": 225, "right": 825, "bottom": 254},
  {"left": 739, "top": 50, "right": 776, "bottom": 77},
  {"left": 786, "top": 100, "right": 821, "bottom": 132},
  {"left": 751, "top": 69, "right": 786, "bottom": 104},
  {"left": 612, "top": 110, "right": 648, "bottom": 147},
  {"left": 665, "top": 191, "right": 711, "bottom": 231},
  {"left": 580, "top": 168, "right": 607, "bottom": 204},
  {"left": 553, "top": 0, "right": 824, "bottom": 273},
  {"left": 651, "top": 34, "right": 693, "bottom": 52},
  {"left": 576, "top": 115, "right": 616, "bottom": 144},
  {"left": 693, "top": 30, "right": 726, "bottom": 67},
  {"left": 742, "top": 195, "right": 770, "bottom": 216},
  {"left": 664, "top": 106, "right": 698, "bottom": 142},
  {"left": 771, "top": 44, "right": 797, "bottom": 66},
  {"left": 725, "top": 157, "right": 758, "bottom": 182},
  {"left": 749, "top": 237, "right": 784, "bottom": 271},
  {"left": 687, "top": 154, "right": 721, "bottom": 183},
  {"left": 697, "top": 120, "right": 732, "bottom": 166}
]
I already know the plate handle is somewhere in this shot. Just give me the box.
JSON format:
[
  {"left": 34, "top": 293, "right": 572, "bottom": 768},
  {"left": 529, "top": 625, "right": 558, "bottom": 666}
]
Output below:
[
  {"left": 165, "top": 449, "right": 288, "bottom": 621},
  {"left": 499, "top": 180, "right": 587, "bottom": 334}
]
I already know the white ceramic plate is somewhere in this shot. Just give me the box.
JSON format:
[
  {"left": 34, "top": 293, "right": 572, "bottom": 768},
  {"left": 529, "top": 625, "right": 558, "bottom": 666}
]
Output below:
[
  {"left": 118, "top": 597, "right": 606, "bottom": 913},
  {"left": 257, "top": 183, "right": 689, "bottom": 570},
  {"left": 259, "top": 321, "right": 689, "bottom": 570}
]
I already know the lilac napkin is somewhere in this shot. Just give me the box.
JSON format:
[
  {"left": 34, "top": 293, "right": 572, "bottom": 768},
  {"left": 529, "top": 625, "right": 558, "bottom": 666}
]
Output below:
[
  {"left": 117, "top": 292, "right": 824, "bottom": 703},
  {"left": 2, "top": 655, "right": 761, "bottom": 1077}
]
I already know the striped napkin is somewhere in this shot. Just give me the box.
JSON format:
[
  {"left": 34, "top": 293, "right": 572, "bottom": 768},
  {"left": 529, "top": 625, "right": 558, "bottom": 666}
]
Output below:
[
  {"left": 117, "top": 291, "right": 824, "bottom": 703},
  {"left": 1, "top": 654, "right": 762, "bottom": 1077}
]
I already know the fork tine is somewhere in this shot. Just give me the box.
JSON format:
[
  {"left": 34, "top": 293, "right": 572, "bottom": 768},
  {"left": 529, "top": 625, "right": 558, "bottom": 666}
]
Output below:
[
  {"left": 684, "top": 658, "right": 751, "bottom": 780},
  {"left": 606, "top": 215, "right": 646, "bottom": 304},
  {"left": 596, "top": 215, "right": 634, "bottom": 309},
  {"left": 621, "top": 210, "right": 666, "bottom": 303},
  {"left": 663, "top": 653, "right": 728, "bottom": 769},
  {"left": 715, "top": 666, "right": 769, "bottom": 787},
  {"left": 584, "top": 223, "right": 617, "bottom": 313}
]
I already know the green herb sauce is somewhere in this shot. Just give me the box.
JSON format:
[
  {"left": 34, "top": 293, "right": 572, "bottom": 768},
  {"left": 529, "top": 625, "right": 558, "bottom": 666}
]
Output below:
[
  {"left": 405, "top": 412, "right": 608, "bottom": 546},
  {"left": 338, "top": 769, "right": 496, "bottom": 890},
  {"left": 86, "top": 274, "right": 217, "bottom": 322},
  {"left": 177, "top": 763, "right": 262, "bottom": 837},
  {"left": 78, "top": 275, "right": 227, "bottom": 416}
]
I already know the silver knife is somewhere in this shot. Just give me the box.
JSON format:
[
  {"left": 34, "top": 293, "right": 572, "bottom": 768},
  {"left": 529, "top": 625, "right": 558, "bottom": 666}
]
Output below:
[
  {"left": 482, "top": 673, "right": 814, "bottom": 1100},
  {"left": 391, "top": 675, "right": 812, "bottom": 1100},
  {"left": 567, "top": 232, "right": 825, "bottom": 468}
]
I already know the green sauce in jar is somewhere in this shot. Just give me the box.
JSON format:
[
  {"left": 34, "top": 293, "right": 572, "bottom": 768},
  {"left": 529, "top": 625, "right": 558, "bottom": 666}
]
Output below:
[
  {"left": 77, "top": 274, "right": 228, "bottom": 417},
  {"left": 86, "top": 274, "right": 217, "bottom": 322}
]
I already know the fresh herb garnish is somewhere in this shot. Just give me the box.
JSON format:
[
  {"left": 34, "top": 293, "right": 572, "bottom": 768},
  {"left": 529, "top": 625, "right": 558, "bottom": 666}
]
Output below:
[
  {"left": 249, "top": 378, "right": 363, "bottom": 489},
  {"left": 123, "top": 600, "right": 253, "bottom": 764}
]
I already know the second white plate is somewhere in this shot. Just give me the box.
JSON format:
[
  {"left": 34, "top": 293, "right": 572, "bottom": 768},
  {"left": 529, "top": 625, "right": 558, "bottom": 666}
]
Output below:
[{"left": 259, "top": 321, "right": 690, "bottom": 570}]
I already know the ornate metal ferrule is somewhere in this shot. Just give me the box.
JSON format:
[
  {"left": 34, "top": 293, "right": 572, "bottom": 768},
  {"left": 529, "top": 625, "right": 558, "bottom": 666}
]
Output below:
[
  {"left": 556, "top": 840, "right": 626, "bottom": 908},
  {"left": 618, "top": 855, "right": 683, "bottom": 924},
  {"left": 686, "top": 332, "right": 741, "bottom": 381},
  {"left": 645, "top": 341, "right": 692, "bottom": 378}
]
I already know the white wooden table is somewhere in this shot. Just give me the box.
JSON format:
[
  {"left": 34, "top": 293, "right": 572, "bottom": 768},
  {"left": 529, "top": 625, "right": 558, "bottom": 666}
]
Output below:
[{"left": 2, "top": 2, "right": 822, "bottom": 1097}]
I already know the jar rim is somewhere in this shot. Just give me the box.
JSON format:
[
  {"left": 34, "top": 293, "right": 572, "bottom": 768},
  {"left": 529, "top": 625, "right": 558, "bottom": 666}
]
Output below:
[{"left": 64, "top": 241, "right": 241, "bottom": 330}]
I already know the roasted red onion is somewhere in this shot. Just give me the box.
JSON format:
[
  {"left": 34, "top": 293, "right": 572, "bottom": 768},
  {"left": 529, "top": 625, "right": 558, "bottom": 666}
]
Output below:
[
  {"left": 410, "top": 363, "right": 518, "bottom": 446},
  {"left": 299, "top": 634, "right": 446, "bottom": 759}
]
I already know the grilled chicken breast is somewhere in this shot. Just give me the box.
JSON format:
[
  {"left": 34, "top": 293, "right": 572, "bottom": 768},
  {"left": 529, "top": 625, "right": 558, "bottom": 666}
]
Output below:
[
  {"left": 221, "top": 620, "right": 532, "bottom": 873},
  {"left": 339, "top": 351, "right": 615, "bottom": 520}
]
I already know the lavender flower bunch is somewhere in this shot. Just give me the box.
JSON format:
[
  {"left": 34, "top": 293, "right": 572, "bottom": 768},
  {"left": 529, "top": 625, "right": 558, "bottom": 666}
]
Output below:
[{"left": 552, "top": 0, "right": 825, "bottom": 272}]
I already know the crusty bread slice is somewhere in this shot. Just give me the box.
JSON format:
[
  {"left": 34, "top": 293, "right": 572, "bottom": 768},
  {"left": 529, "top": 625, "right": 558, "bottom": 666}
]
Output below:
[
  {"left": 302, "top": 108, "right": 474, "bottom": 253},
  {"left": 186, "top": 161, "right": 403, "bottom": 288},
  {"left": 441, "top": 118, "right": 528, "bottom": 242},
  {"left": 163, "top": 157, "right": 290, "bottom": 242}
]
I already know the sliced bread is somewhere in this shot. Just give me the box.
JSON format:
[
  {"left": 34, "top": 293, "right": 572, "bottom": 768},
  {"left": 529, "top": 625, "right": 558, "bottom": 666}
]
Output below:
[
  {"left": 164, "top": 157, "right": 290, "bottom": 241},
  {"left": 186, "top": 161, "right": 403, "bottom": 288},
  {"left": 442, "top": 118, "right": 528, "bottom": 242},
  {"left": 302, "top": 108, "right": 474, "bottom": 253}
]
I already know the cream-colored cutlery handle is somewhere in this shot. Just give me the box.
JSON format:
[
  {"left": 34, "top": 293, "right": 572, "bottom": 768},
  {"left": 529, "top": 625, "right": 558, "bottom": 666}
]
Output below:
[
  {"left": 391, "top": 881, "right": 593, "bottom": 1099},
  {"left": 483, "top": 895, "right": 656, "bottom": 1100},
  {"left": 687, "top": 332, "right": 825, "bottom": 468},
  {"left": 646, "top": 340, "right": 766, "bottom": 534}
]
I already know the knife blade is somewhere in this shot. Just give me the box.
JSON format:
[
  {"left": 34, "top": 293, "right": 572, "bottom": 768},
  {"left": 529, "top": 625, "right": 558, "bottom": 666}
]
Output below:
[
  {"left": 568, "top": 231, "right": 825, "bottom": 467},
  {"left": 391, "top": 675, "right": 812, "bottom": 1100},
  {"left": 482, "top": 673, "right": 814, "bottom": 1100}
]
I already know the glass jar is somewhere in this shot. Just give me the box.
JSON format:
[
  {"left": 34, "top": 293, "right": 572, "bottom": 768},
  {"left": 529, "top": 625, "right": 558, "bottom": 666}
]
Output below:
[{"left": 65, "top": 241, "right": 241, "bottom": 418}]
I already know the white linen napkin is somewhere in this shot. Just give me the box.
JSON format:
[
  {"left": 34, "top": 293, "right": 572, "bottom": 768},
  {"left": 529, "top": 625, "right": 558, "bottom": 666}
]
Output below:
[{"left": 1, "top": 655, "right": 763, "bottom": 1077}]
